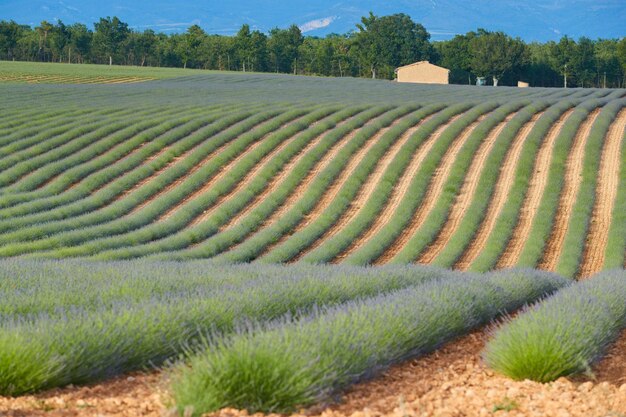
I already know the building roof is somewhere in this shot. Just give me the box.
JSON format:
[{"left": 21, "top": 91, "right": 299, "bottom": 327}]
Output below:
[{"left": 395, "top": 61, "right": 450, "bottom": 73}]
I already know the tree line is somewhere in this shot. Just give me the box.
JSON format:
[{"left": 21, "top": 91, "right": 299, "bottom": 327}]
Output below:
[{"left": 1, "top": 13, "right": 625, "bottom": 87}]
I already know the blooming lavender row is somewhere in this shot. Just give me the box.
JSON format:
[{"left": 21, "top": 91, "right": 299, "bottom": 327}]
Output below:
[
  {"left": 0, "top": 259, "right": 456, "bottom": 395},
  {"left": 483, "top": 269, "right": 626, "bottom": 382},
  {"left": 171, "top": 268, "right": 567, "bottom": 415}
]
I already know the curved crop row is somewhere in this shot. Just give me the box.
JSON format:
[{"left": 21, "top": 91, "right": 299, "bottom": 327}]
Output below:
[
  {"left": 470, "top": 100, "right": 577, "bottom": 271},
  {"left": 340, "top": 104, "right": 473, "bottom": 264},
  {"left": 88, "top": 106, "right": 361, "bottom": 259},
  {"left": 257, "top": 105, "right": 421, "bottom": 264},
  {"left": 200, "top": 106, "right": 397, "bottom": 264},
  {"left": 455, "top": 109, "right": 547, "bottom": 269},
  {"left": 430, "top": 102, "right": 550, "bottom": 268},
  {"left": 378, "top": 101, "right": 501, "bottom": 264},
  {"left": 159, "top": 106, "right": 442, "bottom": 261},
  {"left": 172, "top": 269, "right": 567, "bottom": 415},
  {"left": 580, "top": 105, "right": 626, "bottom": 275},
  {"left": 555, "top": 102, "right": 625, "bottom": 277},
  {"left": 0, "top": 106, "right": 135, "bottom": 175},
  {"left": 417, "top": 103, "right": 528, "bottom": 266},
  {"left": 0, "top": 260, "right": 456, "bottom": 395},
  {"left": 0, "top": 108, "right": 285, "bottom": 249},
  {"left": 296, "top": 106, "right": 449, "bottom": 263},
  {"left": 0, "top": 107, "right": 250, "bottom": 232},
  {"left": 538, "top": 106, "right": 603, "bottom": 273},
  {"left": 483, "top": 269, "right": 626, "bottom": 382},
  {"left": 15, "top": 108, "right": 332, "bottom": 258},
  {"left": 2, "top": 104, "right": 203, "bottom": 195},
  {"left": 0, "top": 107, "right": 95, "bottom": 147},
  {"left": 516, "top": 100, "right": 603, "bottom": 271},
  {"left": 0, "top": 104, "right": 231, "bottom": 210}
]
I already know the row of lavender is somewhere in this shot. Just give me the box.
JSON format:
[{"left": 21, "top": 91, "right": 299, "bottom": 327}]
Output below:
[
  {"left": 1, "top": 260, "right": 623, "bottom": 417},
  {"left": 171, "top": 268, "right": 625, "bottom": 416},
  {"left": 0, "top": 259, "right": 527, "bottom": 394}
]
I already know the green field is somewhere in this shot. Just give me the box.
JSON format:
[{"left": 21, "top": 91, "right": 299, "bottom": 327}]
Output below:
[{"left": 0, "top": 62, "right": 625, "bottom": 415}]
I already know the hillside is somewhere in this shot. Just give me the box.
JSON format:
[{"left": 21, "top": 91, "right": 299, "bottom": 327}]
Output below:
[{"left": 0, "top": 62, "right": 625, "bottom": 278}]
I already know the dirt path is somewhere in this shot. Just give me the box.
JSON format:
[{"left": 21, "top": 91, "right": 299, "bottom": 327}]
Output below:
[
  {"left": 258, "top": 111, "right": 400, "bottom": 257},
  {"left": 456, "top": 112, "right": 545, "bottom": 270},
  {"left": 539, "top": 108, "right": 602, "bottom": 271},
  {"left": 418, "top": 113, "right": 518, "bottom": 265},
  {"left": 217, "top": 114, "right": 358, "bottom": 232},
  {"left": 497, "top": 109, "right": 575, "bottom": 269},
  {"left": 375, "top": 114, "right": 489, "bottom": 265},
  {"left": 578, "top": 109, "right": 626, "bottom": 278},
  {"left": 188, "top": 116, "right": 332, "bottom": 227},
  {"left": 4, "top": 328, "right": 624, "bottom": 417},
  {"left": 295, "top": 112, "right": 438, "bottom": 261},
  {"left": 333, "top": 111, "right": 457, "bottom": 262}
]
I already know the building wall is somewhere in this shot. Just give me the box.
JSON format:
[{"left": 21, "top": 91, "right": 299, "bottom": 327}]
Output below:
[{"left": 397, "top": 63, "right": 449, "bottom": 84}]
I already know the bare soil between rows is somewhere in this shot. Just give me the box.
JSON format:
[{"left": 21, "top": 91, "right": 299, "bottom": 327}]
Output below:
[{"left": 3, "top": 329, "right": 624, "bottom": 417}]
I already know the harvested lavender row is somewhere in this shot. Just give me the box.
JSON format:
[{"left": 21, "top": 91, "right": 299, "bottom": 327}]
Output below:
[
  {"left": 171, "top": 269, "right": 567, "bottom": 415},
  {"left": 483, "top": 269, "right": 626, "bottom": 382},
  {"left": 0, "top": 260, "right": 453, "bottom": 395}
]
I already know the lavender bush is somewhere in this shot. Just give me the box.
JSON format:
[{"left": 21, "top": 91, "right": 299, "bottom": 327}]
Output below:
[
  {"left": 171, "top": 268, "right": 566, "bottom": 415},
  {"left": 483, "top": 269, "right": 626, "bottom": 382},
  {"left": 0, "top": 259, "right": 452, "bottom": 394}
]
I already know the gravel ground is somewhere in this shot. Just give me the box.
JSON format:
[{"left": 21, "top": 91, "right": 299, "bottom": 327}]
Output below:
[{"left": 1, "top": 330, "right": 624, "bottom": 417}]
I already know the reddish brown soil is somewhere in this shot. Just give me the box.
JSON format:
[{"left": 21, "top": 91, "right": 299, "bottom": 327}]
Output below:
[
  {"left": 456, "top": 111, "right": 545, "bottom": 270},
  {"left": 578, "top": 109, "right": 626, "bottom": 278},
  {"left": 375, "top": 113, "right": 488, "bottom": 264},
  {"left": 497, "top": 109, "right": 574, "bottom": 268},
  {"left": 418, "top": 112, "right": 518, "bottom": 264},
  {"left": 539, "top": 108, "right": 602, "bottom": 271}
]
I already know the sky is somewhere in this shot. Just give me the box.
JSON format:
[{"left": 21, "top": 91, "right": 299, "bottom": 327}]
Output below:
[{"left": 0, "top": 0, "right": 624, "bottom": 41}]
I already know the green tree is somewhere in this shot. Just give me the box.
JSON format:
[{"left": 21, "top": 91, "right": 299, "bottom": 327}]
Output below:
[
  {"left": 549, "top": 36, "right": 577, "bottom": 87},
  {"left": 268, "top": 25, "right": 303, "bottom": 74},
  {"left": 234, "top": 24, "right": 266, "bottom": 72},
  {"left": 68, "top": 23, "right": 91, "bottom": 63},
  {"left": 435, "top": 32, "right": 477, "bottom": 84},
  {"left": 93, "top": 16, "right": 129, "bottom": 65},
  {"left": 573, "top": 37, "right": 595, "bottom": 87},
  {"left": 470, "top": 30, "right": 527, "bottom": 86},
  {"left": 616, "top": 38, "right": 626, "bottom": 86},
  {"left": 0, "top": 20, "right": 23, "bottom": 60},
  {"left": 35, "top": 20, "right": 53, "bottom": 61},
  {"left": 354, "top": 12, "right": 431, "bottom": 79},
  {"left": 49, "top": 20, "right": 70, "bottom": 62},
  {"left": 594, "top": 39, "right": 621, "bottom": 88}
]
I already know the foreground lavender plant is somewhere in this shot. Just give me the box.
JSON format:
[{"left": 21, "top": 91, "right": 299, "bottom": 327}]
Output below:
[
  {"left": 171, "top": 269, "right": 566, "bottom": 415},
  {"left": 483, "top": 269, "right": 626, "bottom": 382},
  {"left": 0, "top": 260, "right": 451, "bottom": 395}
]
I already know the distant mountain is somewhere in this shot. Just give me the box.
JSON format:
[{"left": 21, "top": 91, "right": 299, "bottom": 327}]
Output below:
[{"left": 1, "top": 0, "right": 624, "bottom": 41}]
